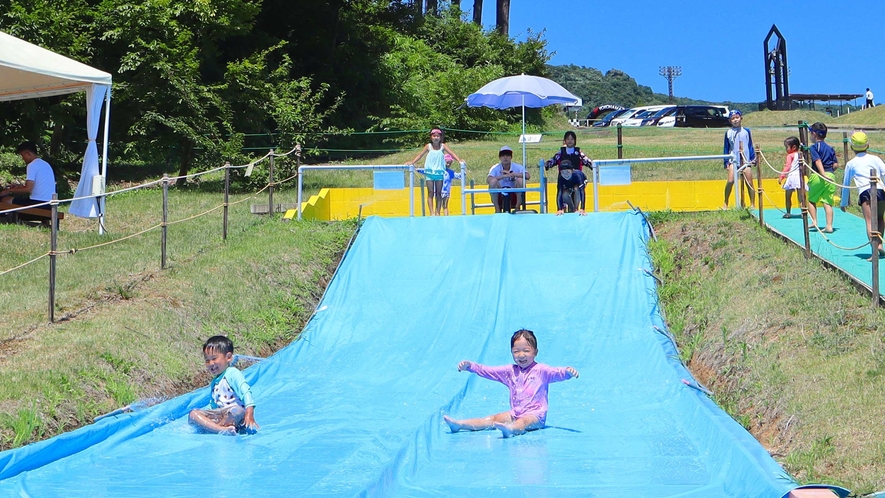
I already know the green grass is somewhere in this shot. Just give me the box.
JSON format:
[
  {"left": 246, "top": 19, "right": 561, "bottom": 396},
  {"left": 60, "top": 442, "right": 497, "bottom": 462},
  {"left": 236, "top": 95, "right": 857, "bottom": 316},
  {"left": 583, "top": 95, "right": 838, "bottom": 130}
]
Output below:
[
  {"left": 648, "top": 210, "right": 885, "bottom": 494},
  {"left": 0, "top": 184, "right": 356, "bottom": 449}
]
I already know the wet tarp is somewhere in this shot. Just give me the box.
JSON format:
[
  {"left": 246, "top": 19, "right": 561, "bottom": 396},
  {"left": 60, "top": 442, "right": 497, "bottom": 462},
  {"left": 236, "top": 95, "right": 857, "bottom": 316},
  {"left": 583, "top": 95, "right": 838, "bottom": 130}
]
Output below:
[{"left": 0, "top": 213, "right": 847, "bottom": 497}]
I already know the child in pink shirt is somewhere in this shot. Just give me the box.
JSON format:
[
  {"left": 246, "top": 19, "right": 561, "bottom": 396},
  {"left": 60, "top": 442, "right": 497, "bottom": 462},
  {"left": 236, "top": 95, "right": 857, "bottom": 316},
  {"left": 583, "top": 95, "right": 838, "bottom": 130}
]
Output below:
[
  {"left": 443, "top": 329, "right": 579, "bottom": 438},
  {"left": 778, "top": 136, "right": 803, "bottom": 218}
]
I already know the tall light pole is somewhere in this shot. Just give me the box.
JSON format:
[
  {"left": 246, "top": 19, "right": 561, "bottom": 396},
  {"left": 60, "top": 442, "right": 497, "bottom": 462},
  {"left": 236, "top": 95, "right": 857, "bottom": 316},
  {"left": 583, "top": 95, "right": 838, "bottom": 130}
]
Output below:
[{"left": 659, "top": 66, "right": 682, "bottom": 104}]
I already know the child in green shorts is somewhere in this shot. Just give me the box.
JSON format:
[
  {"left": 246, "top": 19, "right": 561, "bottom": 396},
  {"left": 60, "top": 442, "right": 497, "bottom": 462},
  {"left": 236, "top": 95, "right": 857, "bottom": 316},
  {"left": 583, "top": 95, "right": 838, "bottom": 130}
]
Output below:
[{"left": 807, "top": 122, "right": 838, "bottom": 233}]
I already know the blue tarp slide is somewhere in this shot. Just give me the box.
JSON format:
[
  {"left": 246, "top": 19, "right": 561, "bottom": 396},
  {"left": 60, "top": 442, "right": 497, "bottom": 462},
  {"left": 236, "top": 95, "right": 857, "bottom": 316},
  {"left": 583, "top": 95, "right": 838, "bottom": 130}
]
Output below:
[{"left": 0, "top": 213, "right": 847, "bottom": 497}]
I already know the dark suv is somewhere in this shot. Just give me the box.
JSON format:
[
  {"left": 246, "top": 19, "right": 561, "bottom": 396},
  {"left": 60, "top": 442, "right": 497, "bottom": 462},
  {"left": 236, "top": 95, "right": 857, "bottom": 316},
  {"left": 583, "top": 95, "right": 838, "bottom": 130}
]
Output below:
[{"left": 673, "top": 106, "right": 730, "bottom": 128}]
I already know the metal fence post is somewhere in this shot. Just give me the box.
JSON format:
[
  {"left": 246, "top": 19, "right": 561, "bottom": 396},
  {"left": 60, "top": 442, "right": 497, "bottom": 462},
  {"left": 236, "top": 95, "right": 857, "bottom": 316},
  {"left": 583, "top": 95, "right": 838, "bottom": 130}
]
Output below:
[
  {"left": 843, "top": 131, "right": 849, "bottom": 169},
  {"left": 870, "top": 168, "right": 880, "bottom": 308},
  {"left": 460, "top": 161, "right": 467, "bottom": 216},
  {"left": 409, "top": 164, "right": 415, "bottom": 217},
  {"left": 223, "top": 162, "right": 230, "bottom": 240},
  {"left": 617, "top": 124, "right": 623, "bottom": 159},
  {"left": 49, "top": 194, "right": 58, "bottom": 323},
  {"left": 268, "top": 149, "right": 275, "bottom": 216},
  {"left": 161, "top": 174, "right": 169, "bottom": 269},
  {"left": 420, "top": 178, "right": 426, "bottom": 216}
]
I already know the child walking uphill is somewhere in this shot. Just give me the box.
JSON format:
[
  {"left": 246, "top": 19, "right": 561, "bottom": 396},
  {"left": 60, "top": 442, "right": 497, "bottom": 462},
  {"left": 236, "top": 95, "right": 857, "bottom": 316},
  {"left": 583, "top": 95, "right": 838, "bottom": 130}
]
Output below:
[
  {"left": 778, "top": 137, "right": 803, "bottom": 218},
  {"left": 409, "top": 128, "right": 464, "bottom": 216},
  {"left": 189, "top": 336, "right": 259, "bottom": 435},
  {"left": 840, "top": 132, "right": 885, "bottom": 260},
  {"left": 807, "top": 122, "right": 839, "bottom": 233},
  {"left": 443, "top": 329, "right": 578, "bottom": 438}
]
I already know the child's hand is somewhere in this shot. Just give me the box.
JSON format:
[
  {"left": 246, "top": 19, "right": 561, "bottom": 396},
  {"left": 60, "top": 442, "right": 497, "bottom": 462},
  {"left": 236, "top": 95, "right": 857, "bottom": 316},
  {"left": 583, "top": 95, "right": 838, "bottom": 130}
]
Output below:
[
  {"left": 566, "top": 367, "right": 579, "bottom": 379},
  {"left": 578, "top": 209, "right": 586, "bottom": 216},
  {"left": 555, "top": 210, "right": 564, "bottom": 216},
  {"left": 457, "top": 360, "right": 471, "bottom": 372},
  {"left": 243, "top": 407, "right": 260, "bottom": 433}
]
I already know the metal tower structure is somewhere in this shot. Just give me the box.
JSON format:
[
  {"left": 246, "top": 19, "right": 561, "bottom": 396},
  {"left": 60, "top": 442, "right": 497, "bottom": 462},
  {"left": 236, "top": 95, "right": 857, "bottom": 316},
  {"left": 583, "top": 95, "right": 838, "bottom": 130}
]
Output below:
[
  {"left": 764, "top": 25, "right": 791, "bottom": 110},
  {"left": 659, "top": 66, "right": 682, "bottom": 104}
]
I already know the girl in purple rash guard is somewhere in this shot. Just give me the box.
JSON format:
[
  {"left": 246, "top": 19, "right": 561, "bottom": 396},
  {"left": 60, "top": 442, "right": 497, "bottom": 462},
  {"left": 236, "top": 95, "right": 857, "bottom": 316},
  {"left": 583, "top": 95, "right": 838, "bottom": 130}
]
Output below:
[{"left": 443, "top": 329, "right": 579, "bottom": 438}]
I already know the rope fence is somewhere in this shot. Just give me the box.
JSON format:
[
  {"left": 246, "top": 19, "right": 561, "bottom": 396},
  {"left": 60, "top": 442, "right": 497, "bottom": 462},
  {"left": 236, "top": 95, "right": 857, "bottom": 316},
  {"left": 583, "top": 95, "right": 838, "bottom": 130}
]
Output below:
[{"left": 1, "top": 145, "right": 303, "bottom": 322}]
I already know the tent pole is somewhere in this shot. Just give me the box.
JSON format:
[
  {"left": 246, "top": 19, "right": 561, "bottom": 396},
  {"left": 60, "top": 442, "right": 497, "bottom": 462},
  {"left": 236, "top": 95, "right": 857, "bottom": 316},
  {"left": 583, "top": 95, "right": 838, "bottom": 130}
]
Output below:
[{"left": 98, "top": 87, "right": 111, "bottom": 235}]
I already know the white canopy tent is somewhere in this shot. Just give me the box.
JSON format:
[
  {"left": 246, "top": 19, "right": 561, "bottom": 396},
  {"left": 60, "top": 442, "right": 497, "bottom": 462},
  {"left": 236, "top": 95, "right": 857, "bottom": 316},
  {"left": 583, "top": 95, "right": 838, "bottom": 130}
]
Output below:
[{"left": 0, "top": 30, "right": 111, "bottom": 227}]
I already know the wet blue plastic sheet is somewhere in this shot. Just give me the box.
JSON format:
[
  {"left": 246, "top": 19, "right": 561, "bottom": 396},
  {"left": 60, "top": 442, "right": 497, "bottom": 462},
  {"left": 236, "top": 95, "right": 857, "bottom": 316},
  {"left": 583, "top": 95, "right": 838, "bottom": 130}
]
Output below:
[{"left": 0, "top": 213, "right": 845, "bottom": 497}]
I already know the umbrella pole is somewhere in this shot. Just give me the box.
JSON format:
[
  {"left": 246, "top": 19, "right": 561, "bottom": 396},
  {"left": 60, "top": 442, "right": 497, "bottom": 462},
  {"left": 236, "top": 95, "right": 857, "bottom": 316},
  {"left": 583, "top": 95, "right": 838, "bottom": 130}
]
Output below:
[{"left": 522, "top": 98, "right": 527, "bottom": 210}]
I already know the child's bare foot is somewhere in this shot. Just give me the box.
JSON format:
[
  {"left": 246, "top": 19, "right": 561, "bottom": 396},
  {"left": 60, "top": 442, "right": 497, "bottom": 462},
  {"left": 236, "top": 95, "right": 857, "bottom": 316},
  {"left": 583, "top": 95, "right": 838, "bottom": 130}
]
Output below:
[
  {"left": 443, "top": 415, "right": 462, "bottom": 433},
  {"left": 494, "top": 422, "right": 515, "bottom": 438}
]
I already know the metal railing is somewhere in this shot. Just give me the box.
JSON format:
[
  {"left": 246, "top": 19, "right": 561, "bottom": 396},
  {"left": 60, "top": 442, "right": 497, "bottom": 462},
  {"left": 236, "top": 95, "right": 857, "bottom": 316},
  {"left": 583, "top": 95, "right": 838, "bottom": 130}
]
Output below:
[{"left": 591, "top": 155, "right": 732, "bottom": 212}]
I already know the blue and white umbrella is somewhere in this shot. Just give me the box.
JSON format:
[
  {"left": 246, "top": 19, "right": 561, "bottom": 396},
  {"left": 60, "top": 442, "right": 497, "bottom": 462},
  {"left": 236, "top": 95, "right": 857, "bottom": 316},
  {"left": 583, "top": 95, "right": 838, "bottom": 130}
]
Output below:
[
  {"left": 465, "top": 74, "right": 581, "bottom": 110},
  {"left": 465, "top": 74, "right": 580, "bottom": 168}
]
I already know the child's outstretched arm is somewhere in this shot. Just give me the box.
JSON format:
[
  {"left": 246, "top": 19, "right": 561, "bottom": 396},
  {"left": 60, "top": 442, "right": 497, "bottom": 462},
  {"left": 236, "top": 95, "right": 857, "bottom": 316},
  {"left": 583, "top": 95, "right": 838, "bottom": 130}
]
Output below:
[
  {"left": 243, "top": 406, "right": 260, "bottom": 432},
  {"left": 408, "top": 145, "right": 429, "bottom": 165}
]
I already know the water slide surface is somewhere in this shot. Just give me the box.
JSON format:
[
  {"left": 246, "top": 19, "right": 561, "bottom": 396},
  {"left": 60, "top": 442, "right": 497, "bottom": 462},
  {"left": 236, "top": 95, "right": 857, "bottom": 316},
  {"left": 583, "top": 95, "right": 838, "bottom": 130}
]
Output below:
[{"left": 0, "top": 213, "right": 847, "bottom": 497}]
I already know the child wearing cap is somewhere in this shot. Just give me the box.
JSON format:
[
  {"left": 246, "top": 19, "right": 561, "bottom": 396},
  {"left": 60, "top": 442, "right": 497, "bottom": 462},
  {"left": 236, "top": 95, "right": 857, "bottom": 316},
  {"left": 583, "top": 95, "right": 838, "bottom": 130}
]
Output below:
[
  {"left": 440, "top": 154, "right": 463, "bottom": 216},
  {"left": 840, "top": 131, "right": 885, "bottom": 259},
  {"left": 807, "top": 122, "right": 838, "bottom": 233},
  {"left": 487, "top": 146, "right": 529, "bottom": 213},
  {"left": 554, "top": 159, "right": 587, "bottom": 215},
  {"left": 409, "top": 128, "right": 464, "bottom": 216},
  {"left": 722, "top": 110, "right": 756, "bottom": 209}
]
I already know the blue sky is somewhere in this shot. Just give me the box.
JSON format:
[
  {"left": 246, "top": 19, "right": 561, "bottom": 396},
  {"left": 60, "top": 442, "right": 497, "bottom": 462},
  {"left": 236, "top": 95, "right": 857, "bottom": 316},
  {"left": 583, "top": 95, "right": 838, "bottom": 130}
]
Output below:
[{"left": 472, "top": 0, "right": 884, "bottom": 104}]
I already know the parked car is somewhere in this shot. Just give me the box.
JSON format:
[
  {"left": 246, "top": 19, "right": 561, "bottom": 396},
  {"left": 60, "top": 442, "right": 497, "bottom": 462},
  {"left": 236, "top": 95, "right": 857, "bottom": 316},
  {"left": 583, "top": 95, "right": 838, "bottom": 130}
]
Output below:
[
  {"left": 622, "top": 106, "right": 672, "bottom": 127},
  {"left": 641, "top": 106, "right": 678, "bottom": 126},
  {"left": 592, "top": 108, "right": 632, "bottom": 127},
  {"left": 610, "top": 105, "right": 667, "bottom": 127},
  {"left": 657, "top": 105, "right": 730, "bottom": 128}
]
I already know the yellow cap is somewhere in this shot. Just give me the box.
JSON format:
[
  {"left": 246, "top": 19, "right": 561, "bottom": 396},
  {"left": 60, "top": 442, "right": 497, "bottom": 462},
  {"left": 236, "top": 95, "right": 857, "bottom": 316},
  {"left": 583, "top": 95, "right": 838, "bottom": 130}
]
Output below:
[{"left": 850, "top": 131, "right": 869, "bottom": 151}]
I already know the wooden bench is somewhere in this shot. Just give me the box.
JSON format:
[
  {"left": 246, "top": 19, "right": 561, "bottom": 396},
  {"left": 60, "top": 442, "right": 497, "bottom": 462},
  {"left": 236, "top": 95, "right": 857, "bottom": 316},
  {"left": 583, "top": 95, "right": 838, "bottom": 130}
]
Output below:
[{"left": 0, "top": 206, "right": 64, "bottom": 227}]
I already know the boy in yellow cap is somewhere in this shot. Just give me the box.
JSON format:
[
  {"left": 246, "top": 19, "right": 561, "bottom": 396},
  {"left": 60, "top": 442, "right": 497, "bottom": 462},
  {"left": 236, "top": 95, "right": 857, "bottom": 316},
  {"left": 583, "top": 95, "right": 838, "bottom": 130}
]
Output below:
[{"left": 840, "top": 132, "right": 885, "bottom": 259}]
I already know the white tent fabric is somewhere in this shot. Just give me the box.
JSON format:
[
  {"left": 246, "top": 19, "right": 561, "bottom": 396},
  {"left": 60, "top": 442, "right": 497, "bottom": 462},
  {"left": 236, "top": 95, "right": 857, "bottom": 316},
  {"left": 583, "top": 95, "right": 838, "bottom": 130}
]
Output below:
[
  {"left": 69, "top": 84, "right": 107, "bottom": 218},
  {"left": 0, "top": 30, "right": 111, "bottom": 220}
]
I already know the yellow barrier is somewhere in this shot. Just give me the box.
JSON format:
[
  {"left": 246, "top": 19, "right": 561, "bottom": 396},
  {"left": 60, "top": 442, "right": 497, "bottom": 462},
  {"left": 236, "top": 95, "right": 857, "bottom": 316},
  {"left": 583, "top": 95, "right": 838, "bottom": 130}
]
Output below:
[{"left": 299, "top": 179, "right": 786, "bottom": 220}]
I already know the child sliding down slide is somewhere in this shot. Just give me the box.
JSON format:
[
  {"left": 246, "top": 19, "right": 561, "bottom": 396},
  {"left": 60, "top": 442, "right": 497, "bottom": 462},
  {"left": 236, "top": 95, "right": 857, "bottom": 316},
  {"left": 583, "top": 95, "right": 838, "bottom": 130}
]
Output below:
[{"left": 444, "top": 329, "right": 578, "bottom": 438}]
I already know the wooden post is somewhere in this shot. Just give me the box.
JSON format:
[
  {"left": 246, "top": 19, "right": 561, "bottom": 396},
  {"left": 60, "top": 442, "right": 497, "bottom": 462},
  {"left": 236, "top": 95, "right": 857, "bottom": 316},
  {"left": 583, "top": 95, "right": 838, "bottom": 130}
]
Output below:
[
  {"left": 617, "top": 124, "right": 623, "bottom": 159},
  {"left": 755, "top": 144, "right": 763, "bottom": 226},
  {"left": 870, "top": 168, "right": 880, "bottom": 308},
  {"left": 268, "top": 149, "right": 275, "bottom": 216},
  {"left": 161, "top": 174, "right": 169, "bottom": 270},
  {"left": 223, "top": 162, "right": 230, "bottom": 241},
  {"left": 49, "top": 194, "right": 58, "bottom": 323},
  {"left": 798, "top": 122, "right": 811, "bottom": 259}
]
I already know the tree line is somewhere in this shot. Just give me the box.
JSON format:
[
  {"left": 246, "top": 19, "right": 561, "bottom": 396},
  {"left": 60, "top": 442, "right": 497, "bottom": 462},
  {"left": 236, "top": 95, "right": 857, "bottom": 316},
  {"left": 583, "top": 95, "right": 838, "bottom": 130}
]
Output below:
[{"left": 0, "top": 1, "right": 540, "bottom": 180}]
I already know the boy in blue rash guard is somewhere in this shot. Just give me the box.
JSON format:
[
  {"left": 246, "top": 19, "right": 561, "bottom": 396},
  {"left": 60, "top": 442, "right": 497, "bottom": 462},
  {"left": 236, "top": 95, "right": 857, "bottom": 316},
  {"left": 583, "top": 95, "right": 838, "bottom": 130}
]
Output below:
[
  {"left": 555, "top": 160, "right": 587, "bottom": 215},
  {"left": 722, "top": 110, "right": 756, "bottom": 209},
  {"left": 189, "top": 336, "right": 259, "bottom": 434},
  {"left": 807, "top": 122, "right": 838, "bottom": 232}
]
